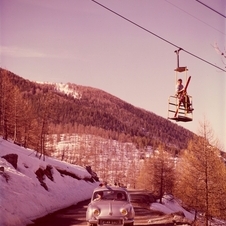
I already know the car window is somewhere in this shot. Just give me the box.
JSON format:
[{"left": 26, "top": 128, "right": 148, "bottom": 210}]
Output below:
[{"left": 92, "top": 190, "right": 128, "bottom": 201}]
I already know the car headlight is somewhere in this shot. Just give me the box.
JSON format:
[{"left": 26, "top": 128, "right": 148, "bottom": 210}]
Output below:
[
  {"left": 120, "top": 208, "right": 128, "bottom": 216},
  {"left": 93, "top": 208, "right": 101, "bottom": 216}
]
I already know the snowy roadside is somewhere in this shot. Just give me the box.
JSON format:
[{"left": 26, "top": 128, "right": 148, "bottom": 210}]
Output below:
[{"left": 0, "top": 138, "right": 98, "bottom": 226}]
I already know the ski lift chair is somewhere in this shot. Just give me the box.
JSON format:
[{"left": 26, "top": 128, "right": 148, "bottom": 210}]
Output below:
[{"left": 168, "top": 66, "right": 193, "bottom": 122}]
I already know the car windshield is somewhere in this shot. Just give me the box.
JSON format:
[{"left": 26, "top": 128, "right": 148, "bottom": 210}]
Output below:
[{"left": 93, "top": 190, "right": 127, "bottom": 201}]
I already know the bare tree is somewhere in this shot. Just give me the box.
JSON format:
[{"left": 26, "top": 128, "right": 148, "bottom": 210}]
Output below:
[
  {"left": 136, "top": 158, "right": 154, "bottom": 190},
  {"left": 137, "top": 145, "right": 175, "bottom": 202},
  {"left": 0, "top": 71, "right": 14, "bottom": 139},
  {"left": 213, "top": 42, "right": 226, "bottom": 67},
  {"left": 11, "top": 86, "right": 26, "bottom": 143},
  {"left": 174, "top": 120, "right": 226, "bottom": 225},
  {"left": 35, "top": 92, "right": 55, "bottom": 160}
]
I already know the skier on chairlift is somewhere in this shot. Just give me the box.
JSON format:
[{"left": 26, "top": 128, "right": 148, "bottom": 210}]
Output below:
[{"left": 175, "top": 78, "right": 194, "bottom": 113}]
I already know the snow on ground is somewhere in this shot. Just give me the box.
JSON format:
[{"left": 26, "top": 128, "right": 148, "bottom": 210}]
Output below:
[
  {"left": 54, "top": 83, "right": 80, "bottom": 99},
  {"left": 150, "top": 199, "right": 226, "bottom": 226},
  {"left": 0, "top": 138, "right": 98, "bottom": 226},
  {"left": 150, "top": 195, "right": 194, "bottom": 221}
]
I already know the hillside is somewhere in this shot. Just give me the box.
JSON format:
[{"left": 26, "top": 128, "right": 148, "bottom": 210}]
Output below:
[
  {"left": 0, "top": 68, "right": 194, "bottom": 153},
  {"left": 0, "top": 137, "right": 98, "bottom": 226}
]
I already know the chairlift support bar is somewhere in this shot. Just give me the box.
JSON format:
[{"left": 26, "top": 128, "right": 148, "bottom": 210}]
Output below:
[
  {"left": 174, "top": 48, "right": 188, "bottom": 73},
  {"left": 174, "top": 48, "right": 182, "bottom": 68}
]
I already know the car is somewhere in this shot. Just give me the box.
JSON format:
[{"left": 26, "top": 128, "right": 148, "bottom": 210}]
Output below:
[
  {"left": 128, "top": 190, "right": 155, "bottom": 210},
  {"left": 86, "top": 185, "right": 135, "bottom": 226}
]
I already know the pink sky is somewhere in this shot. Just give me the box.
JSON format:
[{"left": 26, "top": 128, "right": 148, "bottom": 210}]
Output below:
[{"left": 0, "top": 0, "right": 225, "bottom": 149}]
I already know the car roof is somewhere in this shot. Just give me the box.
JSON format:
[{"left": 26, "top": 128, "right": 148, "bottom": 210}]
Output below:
[{"left": 93, "top": 186, "right": 128, "bottom": 193}]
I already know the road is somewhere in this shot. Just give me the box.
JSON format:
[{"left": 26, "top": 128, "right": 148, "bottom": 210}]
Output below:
[
  {"left": 27, "top": 199, "right": 89, "bottom": 226},
  {"left": 27, "top": 198, "right": 190, "bottom": 226}
]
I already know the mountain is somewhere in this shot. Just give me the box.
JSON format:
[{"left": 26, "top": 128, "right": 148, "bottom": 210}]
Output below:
[{"left": 0, "top": 68, "right": 194, "bottom": 154}]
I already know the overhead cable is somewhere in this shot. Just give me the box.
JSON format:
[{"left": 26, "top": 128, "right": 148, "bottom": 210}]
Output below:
[
  {"left": 91, "top": 0, "right": 226, "bottom": 72},
  {"left": 165, "top": 0, "right": 226, "bottom": 35},
  {"left": 196, "top": 0, "right": 226, "bottom": 19}
]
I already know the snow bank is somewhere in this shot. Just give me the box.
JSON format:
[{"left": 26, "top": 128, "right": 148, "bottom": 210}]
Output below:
[
  {"left": 150, "top": 195, "right": 194, "bottom": 221},
  {"left": 0, "top": 138, "right": 98, "bottom": 226}
]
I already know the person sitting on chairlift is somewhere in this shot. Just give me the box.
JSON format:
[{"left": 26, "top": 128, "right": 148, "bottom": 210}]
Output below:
[{"left": 175, "top": 79, "right": 194, "bottom": 113}]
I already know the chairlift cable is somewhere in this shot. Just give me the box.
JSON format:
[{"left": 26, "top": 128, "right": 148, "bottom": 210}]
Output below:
[
  {"left": 91, "top": 0, "right": 226, "bottom": 73},
  {"left": 195, "top": 0, "right": 226, "bottom": 19},
  {"left": 165, "top": 0, "right": 226, "bottom": 36}
]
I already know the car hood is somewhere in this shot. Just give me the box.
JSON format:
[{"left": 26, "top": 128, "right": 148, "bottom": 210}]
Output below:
[{"left": 92, "top": 201, "right": 131, "bottom": 216}]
